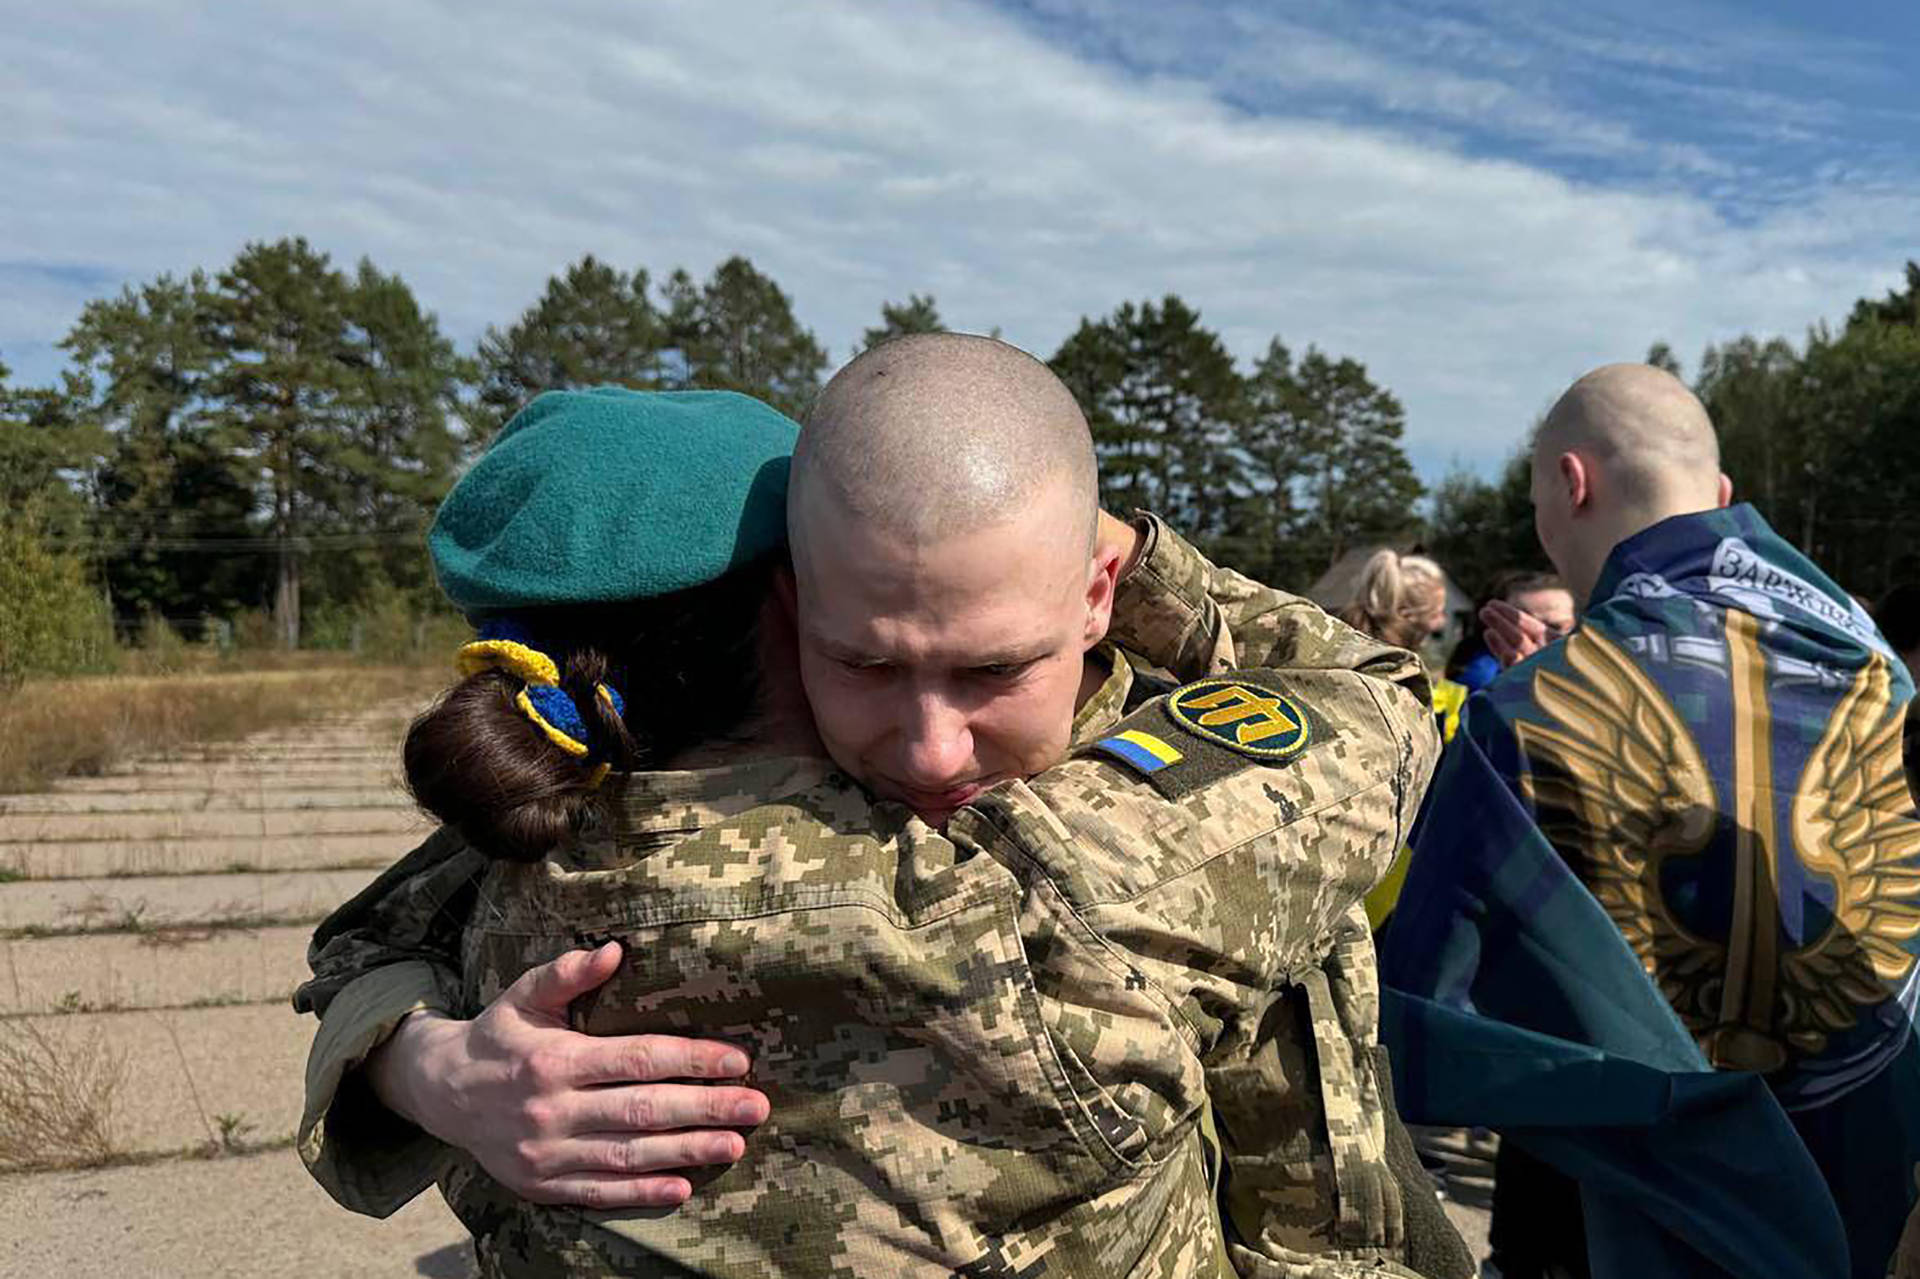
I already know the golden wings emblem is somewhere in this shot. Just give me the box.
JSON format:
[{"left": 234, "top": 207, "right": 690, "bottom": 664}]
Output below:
[
  {"left": 1516, "top": 614, "right": 1920, "bottom": 1075},
  {"left": 1785, "top": 654, "right": 1920, "bottom": 1053}
]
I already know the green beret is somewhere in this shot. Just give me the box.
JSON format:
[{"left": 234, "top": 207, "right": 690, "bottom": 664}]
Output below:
[{"left": 430, "top": 388, "right": 798, "bottom": 616}]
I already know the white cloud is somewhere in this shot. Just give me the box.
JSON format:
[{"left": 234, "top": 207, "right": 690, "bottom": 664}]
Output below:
[
  {"left": 1, "top": 0, "right": 1913, "bottom": 483},
  {"left": 1020, "top": 0, "right": 1739, "bottom": 176}
]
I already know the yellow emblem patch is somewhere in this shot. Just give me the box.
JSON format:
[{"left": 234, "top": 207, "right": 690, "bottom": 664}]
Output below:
[{"left": 1167, "top": 679, "right": 1311, "bottom": 759}]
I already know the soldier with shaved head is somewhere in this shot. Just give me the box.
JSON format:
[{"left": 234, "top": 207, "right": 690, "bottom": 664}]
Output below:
[
  {"left": 1380, "top": 363, "right": 1920, "bottom": 1279},
  {"left": 1530, "top": 363, "right": 1733, "bottom": 607},
  {"left": 296, "top": 347, "right": 1471, "bottom": 1276},
  {"left": 786, "top": 335, "right": 1114, "bottom": 826}
]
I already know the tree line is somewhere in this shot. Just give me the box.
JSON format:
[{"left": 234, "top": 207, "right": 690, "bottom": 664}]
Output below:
[
  {"left": 1, "top": 238, "right": 1424, "bottom": 648},
  {"left": 5, "top": 237, "right": 1916, "bottom": 661},
  {"left": 2, "top": 242, "right": 838, "bottom": 649}
]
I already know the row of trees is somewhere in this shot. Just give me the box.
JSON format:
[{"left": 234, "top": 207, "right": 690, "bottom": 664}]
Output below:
[
  {"left": 10, "top": 235, "right": 1914, "bottom": 657},
  {"left": 1427, "top": 264, "right": 1920, "bottom": 600},
  {"left": 1050, "top": 297, "right": 1420, "bottom": 589},
  {"left": 3, "top": 239, "right": 1426, "bottom": 646},
  {"left": 2, "top": 242, "right": 838, "bottom": 647}
]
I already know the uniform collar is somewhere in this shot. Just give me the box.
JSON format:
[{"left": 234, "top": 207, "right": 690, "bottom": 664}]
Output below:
[
  {"left": 601, "top": 755, "right": 835, "bottom": 839},
  {"left": 1072, "top": 642, "right": 1134, "bottom": 746}
]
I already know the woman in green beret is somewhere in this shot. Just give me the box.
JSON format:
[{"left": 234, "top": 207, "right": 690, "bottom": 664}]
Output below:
[{"left": 299, "top": 386, "right": 805, "bottom": 1217}]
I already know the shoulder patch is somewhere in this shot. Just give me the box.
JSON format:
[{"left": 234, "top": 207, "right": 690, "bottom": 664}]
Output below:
[
  {"left": 1167, "top": 678, "right": 1311, "bottom": 760},
  {"left": 1081, "top": 670, "right": 1319, "bottom": 799}
]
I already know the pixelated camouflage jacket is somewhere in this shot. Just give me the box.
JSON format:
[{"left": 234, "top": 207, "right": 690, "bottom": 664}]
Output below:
[{"left": 296, "top": 515, "right": 1443, "bottom": 1278}]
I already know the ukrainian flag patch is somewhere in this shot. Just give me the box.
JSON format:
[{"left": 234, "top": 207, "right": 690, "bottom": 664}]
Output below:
[{"left": 1092, "top": 728, "right": 1184, "bottom": 776}]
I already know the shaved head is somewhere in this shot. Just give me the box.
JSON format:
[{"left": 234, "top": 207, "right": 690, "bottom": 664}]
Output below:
[
  {"left": 789, "top": 333, "right": 1098, "bottom": 552},
  {"left": 1530, "top": 362, "right": 1734, "bottom": 605},
  {"left": 782, "top": 333, "right": 1121, "bottom": 826},
  {"left": 1537, "top": 363, "right": 1722, "bottom": 508}
]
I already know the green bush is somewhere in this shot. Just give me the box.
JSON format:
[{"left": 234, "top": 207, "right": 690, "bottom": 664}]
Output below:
[
  {"left": 230, "top": 607, "right": 279, "bottom": 653},
  {"left": 303, "top": 578, "right": 469, "bottom": 664},
  {"left": 0, "top": 515, "right": 117, "bottom": 686},
  {"left": 136, "top": 612, "right": 190, "bottom": 673}
]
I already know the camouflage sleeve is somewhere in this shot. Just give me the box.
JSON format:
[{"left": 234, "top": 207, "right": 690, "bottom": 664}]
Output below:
[
  {"left": 955, "top": 649, "right": 1444, "bottom": 1272},
  {"left": 295, "top": 824, "right": 484, "bottom": 1018},
  {"left": 293, "top": 825, "right": 486, "bottom": 1216},
  {"left": 1109, "top": 512, "right": 1428, "bottom": 699},
  {"left": 298, "top": 961, "right": 458, "bottom": 1217},
  {"left": 1214, "top": 907, "right": 1435, "bottom": 1277}
]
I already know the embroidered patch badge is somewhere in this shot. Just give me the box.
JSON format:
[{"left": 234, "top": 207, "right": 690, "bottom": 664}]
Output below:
[
  {"left": 1091, "top": 728, "right": 1185, "bottom": 775},
  {"left": 1166, "top": 679, "right": 1311, "bottom": 759}
]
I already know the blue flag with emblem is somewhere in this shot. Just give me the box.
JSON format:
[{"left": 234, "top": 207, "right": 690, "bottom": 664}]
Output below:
[{"left": 1380, "top": 503, "right": 1920, "bottom": 1279}]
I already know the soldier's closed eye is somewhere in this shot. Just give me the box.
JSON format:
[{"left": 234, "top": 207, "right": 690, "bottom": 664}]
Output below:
[{"left": 970, "top": 660, "right": 1036, "bottom": 680}]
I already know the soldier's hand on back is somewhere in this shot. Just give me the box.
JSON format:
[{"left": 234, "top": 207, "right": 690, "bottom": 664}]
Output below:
[{"left": 366, "top": 941, "right": 770, "bottom": 1208}]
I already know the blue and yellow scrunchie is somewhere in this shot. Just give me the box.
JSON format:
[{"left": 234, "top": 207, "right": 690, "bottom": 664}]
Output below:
[{"left": 456, "top": 619, "right": 627, "bottom": 787}]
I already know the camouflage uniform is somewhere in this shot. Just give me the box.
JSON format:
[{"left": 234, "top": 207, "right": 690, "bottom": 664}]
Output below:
[{"left": 296, "top": 516, "right": 1449, "bottom": 1278}]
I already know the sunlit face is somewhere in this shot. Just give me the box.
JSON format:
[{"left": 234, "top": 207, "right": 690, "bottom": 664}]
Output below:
[
  {"left": 790, "top": 493, "right": 1115, "bottom": 826},
  {"left": 1509, "top": 585, "right": 1576, "bottom": 639}
]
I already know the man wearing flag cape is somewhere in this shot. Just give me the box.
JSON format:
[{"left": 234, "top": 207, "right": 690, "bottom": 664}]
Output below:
[{"left": 1379, "top": 363, "right": 1920, "bottom": 1279}]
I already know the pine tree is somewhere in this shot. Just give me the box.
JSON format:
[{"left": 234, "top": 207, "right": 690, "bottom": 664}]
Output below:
[
  {"left": 1291, "top": 348, "right": 1423, "bottom": 575},
  {"left": 327, "top": 258, "right": 467, "bottom": 603},
  {"left": 62, "top": 273, "right": 254, "bottom": 625},
  {"left": 1646, "top": 340, "right": 1683, "bottom": 378},
  {"left": 1229, "top": 345, "right": 1422, "bottom": 588},
  {"left": 1223, "top": 340, "right": 1304, "bottom": 580},
  {"left": 201, "top": 238, "right": 461, "bottom": 646},
  {"left": 1424, "top": 451, "right": 1544, "bottom": 601},
  {"left": 665, "top": 257, "right": 828, "bottom": 418},
  {"left": 860, "top": 294, "right": 944, "bottom": 352},
  {"left": 0, "top": 359, "right": 99, "bottom": 544},
  {"left": 1049, "top": 296, "right": 1246, "bottom": 544},
  {"left": 473, "top": 255, "right": 665, "bottom": 441},
  {"left": 1696, "top": 335, "right": 1800, "bottom": 524},
  {"left": 1850, "top": 261, "right": 1920, "bottom": 330}
]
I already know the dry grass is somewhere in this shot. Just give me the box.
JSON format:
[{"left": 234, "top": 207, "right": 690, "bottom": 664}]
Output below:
[
  {"left": 0, "top": 1019, "right": 127, "bottom": 1170},
  {"left": 0, "top": 663, "right": 446, "bottom": 794}
]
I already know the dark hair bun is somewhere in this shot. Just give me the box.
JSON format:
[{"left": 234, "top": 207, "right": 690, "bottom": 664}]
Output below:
[
  {"left": 400, "top": 555, "right": 778, "bottom": 862},
  {"left": 403, "top": 669, "right": 606, "bottom": 862}
]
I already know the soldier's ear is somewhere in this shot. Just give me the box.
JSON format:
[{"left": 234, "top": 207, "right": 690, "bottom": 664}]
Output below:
[
  {"left": 1083, "top": 543, "right": 1120, "bottom": 648},
  {"left": 1559, "top": 452, "right": 1590, "bottom": 510}
]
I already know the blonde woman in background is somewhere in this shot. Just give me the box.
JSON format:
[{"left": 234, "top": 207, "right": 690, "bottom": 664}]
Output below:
[
  {"left": 1336, "top": 548, "right": 1449, "bottom": 650},
  {"left": 1335, "top": 548, "right": 1468, "bottom": 928},
  {"left": 1337, "top": 549, "right": 1466, "bottom": 743}
]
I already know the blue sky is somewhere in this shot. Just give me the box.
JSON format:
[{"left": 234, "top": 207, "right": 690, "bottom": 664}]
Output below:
[{"left": 5, "top": 0, "right": 1916, "bottom": 482}]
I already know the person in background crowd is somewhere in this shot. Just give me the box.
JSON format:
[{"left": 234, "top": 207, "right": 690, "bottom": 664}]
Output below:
[
  {"left": 1381, "top": 362, "right": 1920, "bottom": 1279},
  {"left": 1337, "top": 548, "right": 1467, "bottom": 742},
  {"left": 1335, "top": 548, "right": 1467, "bottom": 929},
  {"left": 1338, "top": 548, "right": 1450, "bottom": 652},
  {"left": 1448, "top": 570, "right": 1575, "bottom": 692}
]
